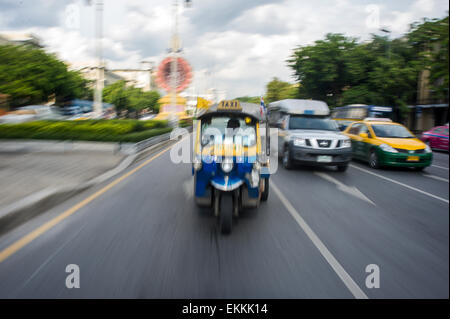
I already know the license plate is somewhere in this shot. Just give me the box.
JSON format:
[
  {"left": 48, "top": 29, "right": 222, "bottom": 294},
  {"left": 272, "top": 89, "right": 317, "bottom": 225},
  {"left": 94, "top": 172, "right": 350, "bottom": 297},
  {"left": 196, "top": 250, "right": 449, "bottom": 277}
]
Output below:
[
  {"left": 317, "top": 155, "right": 332, "bottom": 163},
  {"left": 407, "top": 156, "right": 419, "bottom": 161}
]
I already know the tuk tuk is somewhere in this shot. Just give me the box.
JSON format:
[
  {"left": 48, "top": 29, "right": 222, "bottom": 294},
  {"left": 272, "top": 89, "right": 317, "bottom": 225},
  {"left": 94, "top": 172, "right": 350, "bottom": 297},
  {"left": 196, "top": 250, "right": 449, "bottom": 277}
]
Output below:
[{"left": 192, "top": 100, "right": 270, "bottom": 234}]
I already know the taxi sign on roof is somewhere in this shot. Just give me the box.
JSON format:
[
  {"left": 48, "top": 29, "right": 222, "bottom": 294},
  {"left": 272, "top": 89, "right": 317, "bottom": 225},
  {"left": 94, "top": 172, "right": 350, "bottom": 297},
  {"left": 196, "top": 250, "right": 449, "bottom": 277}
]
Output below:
[{"left": 217, "top": 100, "right": 242, "bottom": 111}]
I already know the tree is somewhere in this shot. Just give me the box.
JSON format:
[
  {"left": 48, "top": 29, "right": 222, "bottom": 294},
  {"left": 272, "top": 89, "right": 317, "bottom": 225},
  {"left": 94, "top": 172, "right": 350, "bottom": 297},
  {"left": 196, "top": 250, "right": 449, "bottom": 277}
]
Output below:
[
  {"left": 265, "top": 77, "right": 298, "bottom": 103},
  {"left": 408, "top": 16, "right": 449, "bottom": 101},
  {"left": 287, "top": 34, "right": 358, "bottom": 106},
  {"left": 102, "top": 81, "right": 130, "bottom": 114},
  {"left": 287, "top": 15, "right": 449, "bottom": 113},
  {"left": 102, "top": 80, "right": 161, "bottom": 118},
  {"left": 234, "top": 96, "right": 260, "bottom": 104},
  {"left": 0, "top": 44, "right": 90, "bottom": 107}
]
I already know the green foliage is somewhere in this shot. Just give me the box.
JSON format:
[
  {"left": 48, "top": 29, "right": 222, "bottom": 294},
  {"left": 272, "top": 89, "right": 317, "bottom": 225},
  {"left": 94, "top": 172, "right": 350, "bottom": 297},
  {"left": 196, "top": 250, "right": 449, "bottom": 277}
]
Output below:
[
  {"left": 0, "top": 45, "right": 90, "bottom": 107},
  {"left": 234, "top": 96, "right": 260, "bottom": 104},
  {"left": 264, "top": 77, "right": 298, "bottom": 103},
  {"left": 0, "top": 119, "right": 170, "bottom": 142},
  {"left": 408, "top": 16, "right": 449, "bottom": 100},
  {"left": 102, "top": 81, "right": 161, "bottom": 116},
  {"left": 287, "top": 15, "right": 449, "bottom": 109},
  {"left": 179, "top": 118, "right": 193, "bottom": 128},
  {"left": 287, "top": 33, "right": 359, "bottom": 106}
]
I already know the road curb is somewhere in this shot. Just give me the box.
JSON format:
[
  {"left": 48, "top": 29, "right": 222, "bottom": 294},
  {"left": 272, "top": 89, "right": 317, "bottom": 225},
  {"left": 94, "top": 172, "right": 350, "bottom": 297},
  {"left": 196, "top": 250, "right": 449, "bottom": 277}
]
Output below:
[{"left": 0, "top": 129, "right": 191, "bottom": 236}]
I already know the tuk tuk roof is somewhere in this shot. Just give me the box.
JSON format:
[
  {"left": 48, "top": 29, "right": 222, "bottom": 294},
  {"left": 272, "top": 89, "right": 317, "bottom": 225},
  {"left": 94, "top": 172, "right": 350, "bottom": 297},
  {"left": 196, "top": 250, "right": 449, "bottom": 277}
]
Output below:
[
  {"left": 268, "top": 99, "right": 329, "bottom": 116},
  {"left": 198, "top": 101, "right": 263, "bottom": 121}
]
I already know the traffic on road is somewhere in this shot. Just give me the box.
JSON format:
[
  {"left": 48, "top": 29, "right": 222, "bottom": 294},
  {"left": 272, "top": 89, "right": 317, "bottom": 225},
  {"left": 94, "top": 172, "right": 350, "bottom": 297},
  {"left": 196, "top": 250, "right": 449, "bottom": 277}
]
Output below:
[
  {"left": 0, "top": 0, "right": 448, "bottom": 309},
  {"left": 0, "top": 99, "right": 448, "bottom": 299}
]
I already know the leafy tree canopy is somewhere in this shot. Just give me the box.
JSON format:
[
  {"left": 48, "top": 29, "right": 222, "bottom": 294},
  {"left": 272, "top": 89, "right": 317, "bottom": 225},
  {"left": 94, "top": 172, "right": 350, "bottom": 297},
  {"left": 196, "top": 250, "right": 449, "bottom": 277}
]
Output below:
[
  {"left": 287, "top": 15, "right": 449, "bottom": 110},
  {"left": 0, "top": 44, "right": 90, "bottom": 107}
]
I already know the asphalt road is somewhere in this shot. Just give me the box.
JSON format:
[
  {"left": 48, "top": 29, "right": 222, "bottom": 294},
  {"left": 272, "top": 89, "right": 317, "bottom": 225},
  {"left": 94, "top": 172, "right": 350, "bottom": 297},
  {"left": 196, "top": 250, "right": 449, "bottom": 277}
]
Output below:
[{"left": 0, "top": 138, "right": 448, "bottom": 298}]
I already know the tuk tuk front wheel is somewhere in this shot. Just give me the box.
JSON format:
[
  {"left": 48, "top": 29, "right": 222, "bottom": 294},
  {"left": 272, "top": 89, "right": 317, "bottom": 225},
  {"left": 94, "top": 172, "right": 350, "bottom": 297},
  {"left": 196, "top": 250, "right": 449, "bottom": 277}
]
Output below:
[
  {"left": 219, "top": 193, "right": 233, "bottom": 235},
  {"left": 261, "top": 178, "right": 269, "bottom": 201}
]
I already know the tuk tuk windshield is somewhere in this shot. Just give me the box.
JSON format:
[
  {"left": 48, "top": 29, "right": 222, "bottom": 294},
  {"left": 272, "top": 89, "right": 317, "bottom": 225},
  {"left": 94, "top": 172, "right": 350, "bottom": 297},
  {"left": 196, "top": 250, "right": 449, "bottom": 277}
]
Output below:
[{"left": 201, "top": 116, "right": 257, "bottom": 147}]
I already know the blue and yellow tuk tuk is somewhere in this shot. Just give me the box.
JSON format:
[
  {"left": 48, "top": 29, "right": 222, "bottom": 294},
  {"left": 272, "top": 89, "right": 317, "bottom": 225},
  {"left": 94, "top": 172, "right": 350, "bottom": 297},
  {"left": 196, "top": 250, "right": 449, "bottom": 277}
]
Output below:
[{"left": 192, "top": 100, "right": 270, "bottom": 234}]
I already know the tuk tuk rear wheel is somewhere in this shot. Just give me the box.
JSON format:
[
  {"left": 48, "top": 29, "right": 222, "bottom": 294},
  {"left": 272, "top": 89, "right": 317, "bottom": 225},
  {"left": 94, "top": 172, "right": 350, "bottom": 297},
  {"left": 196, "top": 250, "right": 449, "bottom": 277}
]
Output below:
[{"left": 219, "top": 193, "right": 233, "bottom": 235}]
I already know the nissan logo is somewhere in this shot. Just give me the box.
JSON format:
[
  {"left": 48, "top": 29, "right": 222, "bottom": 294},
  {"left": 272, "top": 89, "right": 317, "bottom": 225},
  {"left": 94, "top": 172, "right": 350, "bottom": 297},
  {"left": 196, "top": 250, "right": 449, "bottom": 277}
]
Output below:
[{"left": 320, "top": 141, "right": 328, "bottom": 146}]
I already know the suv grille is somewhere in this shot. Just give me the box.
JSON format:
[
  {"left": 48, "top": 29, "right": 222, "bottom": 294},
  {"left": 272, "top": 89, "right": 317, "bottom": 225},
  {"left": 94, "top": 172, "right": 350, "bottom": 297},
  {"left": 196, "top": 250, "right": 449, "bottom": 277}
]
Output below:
[{"left": 317, "top": 139, "right": 331, "bottom": 148}]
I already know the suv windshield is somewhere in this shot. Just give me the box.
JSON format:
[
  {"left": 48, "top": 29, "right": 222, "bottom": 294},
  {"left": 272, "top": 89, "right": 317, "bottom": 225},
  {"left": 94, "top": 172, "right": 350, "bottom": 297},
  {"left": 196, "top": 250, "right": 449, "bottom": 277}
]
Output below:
[
  {"left": 289, "top": 116, "right": 338, "bottom": 131},
  {"left": 371, "top": 124, "right": 414, "bottom": 138}
]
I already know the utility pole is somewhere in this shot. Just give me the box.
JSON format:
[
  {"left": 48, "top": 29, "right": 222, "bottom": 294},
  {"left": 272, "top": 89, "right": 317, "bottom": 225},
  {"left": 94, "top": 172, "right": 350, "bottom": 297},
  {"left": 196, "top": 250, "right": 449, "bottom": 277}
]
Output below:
[
  {"left": 168, "top": 0, "right": 192, "bottom": 126},
  {"left": 93, "top": 0, "right": 104, "bottom": 118},
  {"left": 169, "top": 0, "right": 181, "bottom": 127}
]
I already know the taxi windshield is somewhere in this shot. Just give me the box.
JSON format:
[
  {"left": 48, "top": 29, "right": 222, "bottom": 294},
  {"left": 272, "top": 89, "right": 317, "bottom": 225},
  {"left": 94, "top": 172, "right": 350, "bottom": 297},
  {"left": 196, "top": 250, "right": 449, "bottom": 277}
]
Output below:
[
  {"left": 289, "top": 115, "right": 339, "bottom": 131},
  {"left": 371, "top": 124, "right": 415, "bottom": 138},
  {"left": 201, "top": 116, "right": 256, "bottom": 147}
]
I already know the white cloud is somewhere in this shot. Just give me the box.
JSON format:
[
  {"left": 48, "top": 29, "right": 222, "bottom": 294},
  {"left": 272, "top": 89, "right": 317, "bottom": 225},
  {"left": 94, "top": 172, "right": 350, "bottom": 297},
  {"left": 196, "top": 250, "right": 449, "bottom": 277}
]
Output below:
[{"left": 1, "top": 0, "right": 448, "bottom": 98}]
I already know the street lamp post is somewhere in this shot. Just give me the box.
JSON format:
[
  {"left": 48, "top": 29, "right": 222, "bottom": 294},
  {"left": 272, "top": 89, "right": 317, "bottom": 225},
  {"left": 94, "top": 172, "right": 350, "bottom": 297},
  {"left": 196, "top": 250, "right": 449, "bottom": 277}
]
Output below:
[{"left": 93, "top": 0, "right": 104, "bottom": 118}]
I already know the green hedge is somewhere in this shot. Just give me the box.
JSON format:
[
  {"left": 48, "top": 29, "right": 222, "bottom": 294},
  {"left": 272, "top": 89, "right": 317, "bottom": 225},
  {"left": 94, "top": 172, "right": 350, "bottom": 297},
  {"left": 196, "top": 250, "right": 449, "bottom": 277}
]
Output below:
[{"left": 0, "top": 119, "right": 171, "bottom": 142}]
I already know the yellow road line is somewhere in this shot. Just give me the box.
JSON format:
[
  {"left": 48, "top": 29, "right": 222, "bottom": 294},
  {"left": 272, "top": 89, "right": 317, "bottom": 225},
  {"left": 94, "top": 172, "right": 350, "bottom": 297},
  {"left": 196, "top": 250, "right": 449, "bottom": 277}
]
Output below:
[{"left": 0, "top": 143, "right": 175, "bottom": 264}]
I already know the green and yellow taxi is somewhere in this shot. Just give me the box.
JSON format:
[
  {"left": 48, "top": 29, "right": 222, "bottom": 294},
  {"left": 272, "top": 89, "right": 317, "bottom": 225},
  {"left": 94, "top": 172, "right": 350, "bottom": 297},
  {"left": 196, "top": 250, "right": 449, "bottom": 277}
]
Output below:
[{"left": 343, "top": 118, "right": 433, "bottom": 170}]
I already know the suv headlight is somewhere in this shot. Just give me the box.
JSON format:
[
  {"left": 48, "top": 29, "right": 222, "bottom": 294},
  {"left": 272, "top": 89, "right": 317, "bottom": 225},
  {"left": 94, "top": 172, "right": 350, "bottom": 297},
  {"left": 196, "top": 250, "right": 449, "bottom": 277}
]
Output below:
[
  {"left": 221, "top": 160, "right": 233, "bottom": 173},
  {"left": 293, "top": 138, "right": 306, "bottom": 147},
  {"left": 425, "top": 144, "right": 432, "bottom": 153},
  {"left": 379, "top": 144, "right": 398, "bottom": 153},
  {"left": 342, "top": 139, "right": 351, "bottom": 148}
]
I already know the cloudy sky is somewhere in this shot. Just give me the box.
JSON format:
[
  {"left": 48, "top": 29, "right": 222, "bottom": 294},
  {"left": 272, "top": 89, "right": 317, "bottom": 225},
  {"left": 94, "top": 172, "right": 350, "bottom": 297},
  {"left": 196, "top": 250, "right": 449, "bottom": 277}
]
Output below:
[{"left": 0, "top": 0, "right": 448, "bottom": 98}]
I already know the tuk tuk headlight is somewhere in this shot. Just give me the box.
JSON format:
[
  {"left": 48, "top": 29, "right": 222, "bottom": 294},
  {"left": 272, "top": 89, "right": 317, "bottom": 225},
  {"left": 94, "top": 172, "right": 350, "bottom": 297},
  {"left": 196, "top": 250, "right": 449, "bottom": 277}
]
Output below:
[
  {"left": 250, "top": 168, "right": 260, "bottom": 188},
  {"left": 193, "top": 155, "right": 202, "bottom": 171},
  {"left": 221, "top": 160, "right": 233, "bottom": 173}
]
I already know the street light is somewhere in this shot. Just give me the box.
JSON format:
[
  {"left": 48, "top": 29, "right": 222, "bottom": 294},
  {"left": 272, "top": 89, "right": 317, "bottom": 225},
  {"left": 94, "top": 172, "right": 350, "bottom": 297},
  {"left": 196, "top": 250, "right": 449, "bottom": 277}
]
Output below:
[{"left": 86, "top": 0, "right": 104, "bottom": 118}]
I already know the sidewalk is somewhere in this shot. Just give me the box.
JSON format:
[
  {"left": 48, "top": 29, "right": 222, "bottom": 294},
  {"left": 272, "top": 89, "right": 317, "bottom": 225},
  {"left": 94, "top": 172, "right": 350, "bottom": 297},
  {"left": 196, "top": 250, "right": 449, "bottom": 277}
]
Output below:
[
  {"left": 0, "top": 150, "right": 125, "bottom": 209},
  {"left": 0, "top": 132, "right": 181, "bottom": 234}
]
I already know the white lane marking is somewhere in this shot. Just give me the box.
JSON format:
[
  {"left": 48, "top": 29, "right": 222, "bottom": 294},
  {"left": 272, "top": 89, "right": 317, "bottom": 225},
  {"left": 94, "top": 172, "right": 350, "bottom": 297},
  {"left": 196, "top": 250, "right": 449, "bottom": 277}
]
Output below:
[
  {"left": 314, "top": 172, "right": 376, "bottom": 206},
  {"left": 422, "top": 173, "right": 449, "bottom": 183},
  {"left": 350, "top": 164, "right": 449, "bottom": 204},
  {"left": 432, "top": 165, "right": 449, "bottom": 170},
  {"left": 271, "top": 182, "right": 369, "bottom": 299}
]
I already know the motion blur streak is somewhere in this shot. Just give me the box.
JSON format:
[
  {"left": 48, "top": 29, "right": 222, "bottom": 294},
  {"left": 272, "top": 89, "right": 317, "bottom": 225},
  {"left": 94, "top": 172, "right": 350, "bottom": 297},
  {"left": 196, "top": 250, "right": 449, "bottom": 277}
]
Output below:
[
  {"left": 0, "top": 143, "right": 175, "bottom": 264},
  {"left": 271, "top": 181, "right": 368, "bottom": 299}
]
